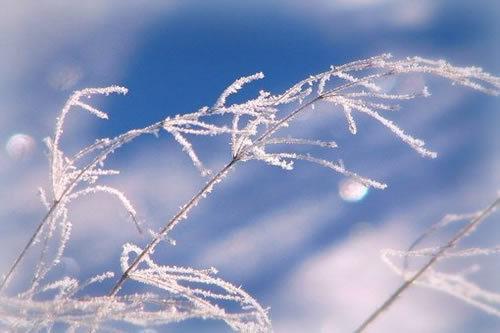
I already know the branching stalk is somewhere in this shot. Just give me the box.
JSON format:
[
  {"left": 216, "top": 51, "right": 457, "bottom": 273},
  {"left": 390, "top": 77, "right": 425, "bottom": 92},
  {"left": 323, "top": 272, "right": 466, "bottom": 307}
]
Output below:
[
  {"left": 354, "top": 196, "right": 500, "bottom": 333},
  {"left": 107, "top": 82, "right": 350, "bottom": 296},
  {"left": 0, "top": 122, "right": 163, "bottom": 293}
]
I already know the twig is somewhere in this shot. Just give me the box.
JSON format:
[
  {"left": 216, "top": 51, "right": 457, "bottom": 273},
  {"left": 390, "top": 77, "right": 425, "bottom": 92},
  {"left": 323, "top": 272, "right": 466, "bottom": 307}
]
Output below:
[
  {"left": 107, "top": 77, "right": 357, "bottom": 296},
  {"left": 108, "top": 158, "right": 239, "bottom": 296},
  {"left": 0, "top": 123, "right": 162, "bottom": 293},
  {"left": 354, "top": 196, "right": 500, "bottom": 333}
]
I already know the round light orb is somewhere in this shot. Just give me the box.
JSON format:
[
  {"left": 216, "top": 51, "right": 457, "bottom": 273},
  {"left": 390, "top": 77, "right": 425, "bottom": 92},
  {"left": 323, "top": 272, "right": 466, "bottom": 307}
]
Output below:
[
  {"left": 6, "top": 133, "right": 35, "bottom": 160},
  {"left": 338, "top": 178, "right": 369, "bottom": 202}
]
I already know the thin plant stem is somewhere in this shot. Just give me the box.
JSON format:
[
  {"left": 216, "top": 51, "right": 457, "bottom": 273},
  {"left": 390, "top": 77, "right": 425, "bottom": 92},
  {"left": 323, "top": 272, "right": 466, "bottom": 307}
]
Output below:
[
  {"left": 108, "top": 73, "right": 393, "bottom": 296},
  {"left": 0, "top": 202, "right": 58, "bottom": 292},
  {"left": 0, "top": 123, "right": 163, "bottom": 293},
  {"left": 108, "top": 158, "right": 239, "bottom": 296},
  {"left": 354, "top": 196, "right": 500, "bottom": 333}
]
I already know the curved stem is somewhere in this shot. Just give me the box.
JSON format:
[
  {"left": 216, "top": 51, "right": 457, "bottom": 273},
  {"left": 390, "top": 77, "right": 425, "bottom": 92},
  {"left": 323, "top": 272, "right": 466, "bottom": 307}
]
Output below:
[
  {"left": 108, "top": 158, "right": 239, "bottom": 296},
  {"left": 0, "top": 124, "right": 162, "bottom": 293},
  {"left": 354, "top": 196, "right": 500, "bottom": 333},
  {"left": 108, "top": 79, "right": 345, "bottom": 296},
  {"left": 0, "top": 202, "right": 58, "bottom": 291}
]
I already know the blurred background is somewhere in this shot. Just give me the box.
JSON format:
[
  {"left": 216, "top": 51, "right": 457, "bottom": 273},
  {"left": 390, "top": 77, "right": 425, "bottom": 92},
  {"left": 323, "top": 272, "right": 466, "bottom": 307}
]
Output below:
[{"left": 1, "top": 1, "right": 499, "bottom": 332}]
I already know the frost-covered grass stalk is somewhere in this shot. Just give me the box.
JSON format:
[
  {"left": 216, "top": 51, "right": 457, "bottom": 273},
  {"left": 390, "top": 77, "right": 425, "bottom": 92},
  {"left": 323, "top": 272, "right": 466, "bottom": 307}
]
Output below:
[
  {"left": 355, "top": 196, "right": 500, "bottom": 333},
  {"left": 1, "top": 54, "right": 499, "bottom": 332}
]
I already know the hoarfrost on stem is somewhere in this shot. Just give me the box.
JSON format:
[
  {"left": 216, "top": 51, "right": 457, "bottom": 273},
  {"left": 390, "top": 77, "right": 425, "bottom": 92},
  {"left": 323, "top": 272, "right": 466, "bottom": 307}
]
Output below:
[{"left": 1, "top": 55, "right": 499, "bottom": 332}]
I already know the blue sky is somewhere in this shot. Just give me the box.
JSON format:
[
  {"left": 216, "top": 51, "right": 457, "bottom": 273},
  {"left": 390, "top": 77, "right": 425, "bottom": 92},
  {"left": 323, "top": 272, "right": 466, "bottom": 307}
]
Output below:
[{"left": 1, "top": 1, "right": 499, "bottom": 332}]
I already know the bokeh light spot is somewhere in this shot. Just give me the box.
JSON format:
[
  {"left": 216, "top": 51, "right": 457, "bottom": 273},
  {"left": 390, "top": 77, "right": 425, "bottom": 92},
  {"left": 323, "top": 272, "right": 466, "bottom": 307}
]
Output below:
[
  {"left": 338, "top": 178, "right": 369, "bottom": 202},
  {"left": 5, "top": 133, "right": 35, "bottom": 160}
]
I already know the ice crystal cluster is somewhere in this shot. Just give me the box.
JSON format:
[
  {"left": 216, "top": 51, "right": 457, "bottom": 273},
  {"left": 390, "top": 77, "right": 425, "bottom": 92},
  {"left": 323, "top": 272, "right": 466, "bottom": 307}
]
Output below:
[{"left": 1, "top": 54, "right": 499, "bottom": 332}]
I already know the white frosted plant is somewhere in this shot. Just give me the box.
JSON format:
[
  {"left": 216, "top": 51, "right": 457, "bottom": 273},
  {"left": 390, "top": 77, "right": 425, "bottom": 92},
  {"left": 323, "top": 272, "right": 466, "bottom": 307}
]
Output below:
[
  {"left": 355, "top": 197, "right": 500, "bottom": 332},
  {"left": 1, "top": 54, "right": 499, "bottom": 332}
]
